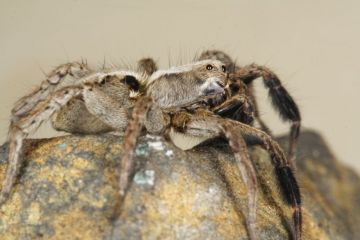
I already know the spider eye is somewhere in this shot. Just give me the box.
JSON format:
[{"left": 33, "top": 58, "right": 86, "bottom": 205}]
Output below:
[
  {"left": 206, "top": 64, "right": 213, "bottom": 70},
  {"left": 222, "top": 65, "right": 226, "bottom": 73}
]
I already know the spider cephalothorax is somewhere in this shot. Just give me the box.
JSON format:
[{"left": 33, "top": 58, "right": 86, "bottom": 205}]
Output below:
[
  {"left": 146, "top": 59, "right": 227, "bottom": 108},
  {"left": 1, "top": 55, "right": 301, "bottom": 240}
]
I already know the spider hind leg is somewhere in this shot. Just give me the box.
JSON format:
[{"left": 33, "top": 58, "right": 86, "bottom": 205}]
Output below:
[
  {"left": 275, "top": 165, "right": 302, "bottom": 239},
  {"left": 232, "top": 64, "right": 301, "bottom": 163},
  {"left": 11, "top": 61, "right": 91, "bottom": 122},
  {"left": 224, "top": 119, "right": 302, "bottom": 240}
]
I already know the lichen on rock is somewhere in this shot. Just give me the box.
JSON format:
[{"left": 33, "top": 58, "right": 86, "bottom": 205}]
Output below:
[{"left": 0, "top": 131, "right": 359, "bottom": 239}]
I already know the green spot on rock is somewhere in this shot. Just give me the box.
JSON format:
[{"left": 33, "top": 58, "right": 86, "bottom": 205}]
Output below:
[
  {"left": 133, "top": 170, "right": 155, "bottom": 186},
  {"left": 135, "top": 143, "right": 149, "bottom": 157}
]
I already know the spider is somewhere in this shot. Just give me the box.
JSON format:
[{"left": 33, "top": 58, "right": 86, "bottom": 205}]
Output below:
[
  {"left": 197, "top": 50, "right": 301, "bottom": 164},
  {"left": 0, "top": 55, "right": 301, "bottom": 240}
]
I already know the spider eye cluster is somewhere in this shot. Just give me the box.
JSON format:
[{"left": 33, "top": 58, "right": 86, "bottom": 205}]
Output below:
[
  {"left": 206, "top": 64, "right": 213, "bottom": 70},
  {"left": 206, "top": 64, "right": 226, "bottom": 73}
]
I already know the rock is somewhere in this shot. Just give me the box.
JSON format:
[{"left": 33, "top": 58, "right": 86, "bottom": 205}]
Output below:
[{"left": 0, "top": 131, "right": 359, "bottom": 239}]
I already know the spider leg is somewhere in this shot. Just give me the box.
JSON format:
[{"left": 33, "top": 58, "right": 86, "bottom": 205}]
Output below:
[
  {"left": 170, "top": 110, "right": 301, "bottom": 240},
  {"left": 197, "top": 50, "right": 273, "bottom": 136},
  {"left": 1, "top": 86, "right": 83, "bottom": 205},
  {"left": 1, "top": 81, "right": 133, "bottom": 206},
  {"left": 231, "top": 64, "right": 301, "bottom": 163},
  {"left": 110, "top": 96, "right": 154, "bottom": 220},
  {"left": 211, "top": 79, "right": 271, "bottom": 141},
  {"left": 170, "top": 110, "right": 257, "bottom": 240},
  {"left": 229, "top": 118, "right": 302, "bottom": 240},
  {"left": 11, "top": 61, "right": 91, "bottom": 122},
  {"left": 137, "top": 58, "right": 158, "bottom": 76},
  {"left": 212, "top": 93, "right": 255, "bottom": 126},
  {"left": 221, "top": 122, "right": 258, "bottom": 240},
  {"left": 118, "top": 96, "right": 153, "bottom": 197}
]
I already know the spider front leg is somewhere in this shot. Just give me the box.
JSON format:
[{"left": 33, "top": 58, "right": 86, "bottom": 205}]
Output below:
[
  {"left": 231, "top": 64, "right": 301, "bottom": 163},
  {"left": 137, "top": 58, "right": 158, "bottom": 76},
  {"left": 211, "top": 81, "right": 255, "bottom": 126},
  {"left": 169, "top": 110, "right": 301, "bottom": 240},
  {"left": 118, "top": 96, "right": 153, "bottom": 198},
  {"left": 111, "top": 96, "right": 167, "bottom": 220},
  {"left": 220, "top": 122, "right": 258, "bottom": 240},
  {"left": 11, "top": 61, "right": 91, "bottom": 122},
  {"left": 197, "top": 50, "right": 273, "bottom": 136}
]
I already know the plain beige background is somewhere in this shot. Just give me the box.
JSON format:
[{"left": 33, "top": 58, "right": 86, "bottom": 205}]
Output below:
[{"left": 0, "top": 0, "right": 359, "bottom": 173}]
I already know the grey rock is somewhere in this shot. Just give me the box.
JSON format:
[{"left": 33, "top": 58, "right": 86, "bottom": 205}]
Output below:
[{"left": 0, "top": 130, "right": 358, "bottom": 239}]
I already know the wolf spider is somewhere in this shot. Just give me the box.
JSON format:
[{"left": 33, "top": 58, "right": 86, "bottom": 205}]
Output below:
[{"left": 0, "top": 54, "right": 301, "bottom": 240}]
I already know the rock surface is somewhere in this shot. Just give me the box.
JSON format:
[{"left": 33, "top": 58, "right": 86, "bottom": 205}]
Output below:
[{"left": 0, "top": 130, "right": 359, "bottom": 240}]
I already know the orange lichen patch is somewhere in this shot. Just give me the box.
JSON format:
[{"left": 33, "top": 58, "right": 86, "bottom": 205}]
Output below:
[
  {"left": 50, "top": 208, "right": 109, "bottom": 240},
  {"left": 153, "top": 175, "right": 199, "bottom": 221},
  {"left": 212, "top": 200, "right": 246, "bottom": 238},
  {"left": 77, "top": 186, "right": 113, "bottom": 209},
  {"left": 136, "top": 174, "right": 205, "bottom": 237},
  {"left": 26, "top": 201, "right": 42, "bottom": 224},
  {"left": 26, "top": 138, "right": 68, "bottom": 164},
  {"left": 108, "top": 142, "right": 123, "bottom": 154},
  {"left": 0, "top": 164, "right": 6, "bottom": 183},
  {"left": 72, "top": 157, "right": 92, "bottom": 170},
  {"left": 0, "top": 190, "right": 22, "bottom": 225},
  {"left": 76, "top": 137, "right": 106, "bottom": 155},
  {"left": 1, "top": 132, "right": 359, "bottom": 239},
  {"left": 216, "top": 153, "right": 248, "bottom": 196}
]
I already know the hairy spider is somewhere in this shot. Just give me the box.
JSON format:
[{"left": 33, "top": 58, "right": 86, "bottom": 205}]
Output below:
[
  {"left": 197, "top": 50, "right": 301, "bottom": 164},
  {"left": 0, "top": 56, "right": 301, "bottom": 240}
]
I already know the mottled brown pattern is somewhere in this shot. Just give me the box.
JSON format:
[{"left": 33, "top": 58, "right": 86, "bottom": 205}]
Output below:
[{"left": 0, "top": 131, "right": 358, "bottom": 239}]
